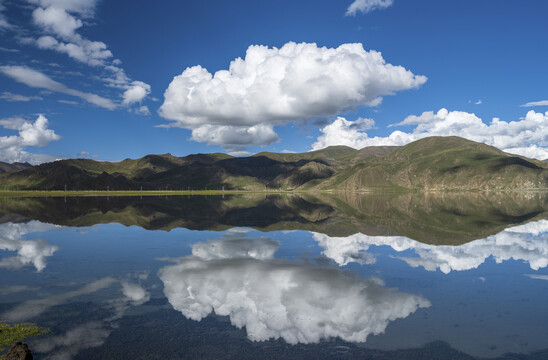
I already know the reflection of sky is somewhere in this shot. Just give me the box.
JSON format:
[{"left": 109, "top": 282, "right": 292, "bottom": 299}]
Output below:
[
  {"left": 0, "top": 221, "right": 60, "bottom": 271},
  {"left": 313, "top": 219, "right": 548, "bottom": 273},
  {"left": 1, "top": 220, "right": 548, "bottom": 359},
  {"left": 1, "top": 273, "right": 150, "bottom": 360},
  {"left": 159, "top": 235, "right": 430, "bottom": 344}
]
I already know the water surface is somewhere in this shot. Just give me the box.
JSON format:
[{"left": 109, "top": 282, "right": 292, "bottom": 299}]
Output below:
[{"left": 1, "top": 192, "right": 547, "bottom": 359}]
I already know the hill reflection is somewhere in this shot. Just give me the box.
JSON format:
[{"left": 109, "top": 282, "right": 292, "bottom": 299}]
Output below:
[{"left": 0, "top": 191, "right": 546, "bottom": 244}]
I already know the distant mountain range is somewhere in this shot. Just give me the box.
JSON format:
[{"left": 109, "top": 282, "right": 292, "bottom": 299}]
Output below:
[
  {"left": 1, "top": 136, "right": 547, "bottom": 191},
  {"left": 0, "top": 161, "right": 31, "bottom": 174}
]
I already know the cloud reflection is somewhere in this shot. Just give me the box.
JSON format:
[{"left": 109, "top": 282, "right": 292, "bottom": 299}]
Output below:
[
  {"left": 2, "top": 277, "right": 117, "bottom": 322},
  {"left": 19, "top": 278, "right": 150, "bottom": 360},
  {"left": 0, "top": 221, "right": 60, "bottom": 271},
  {"left": 313, "top": 219, "right": 548, "bottom": 273},
  {"left": 159, "top": 236, "right": 430, "bottom": 344}
]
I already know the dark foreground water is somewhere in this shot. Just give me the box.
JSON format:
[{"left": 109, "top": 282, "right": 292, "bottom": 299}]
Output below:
[{"left": 1, "top": 192, "right": 547, "bottom": 359}]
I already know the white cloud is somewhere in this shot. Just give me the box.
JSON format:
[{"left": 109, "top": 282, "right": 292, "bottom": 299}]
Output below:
[
  {"left": 23, "top": 0, "right": 151, "bottom": 108},
  {"left": 0, "top": 116, "right": 27, "bottom": 130},
  {"left": 159, "top": 235, "right": 430, "bottom": 344},
  {"left": 228, "top": 150, "right": 253, "bottom": 157},
  {"left": 134, "top": 105, "right": 150, "bottom": 116},
  {"left": 522, "top": 100, "right": 548, "bottom": 107},
  {"left": 29, "top": 0, "right": 112, "bottom": 67},
  {"left": 28, "top": 0, "right": 98, "bottom": 17},
  {"left": 0, "top": 91, "right": 43, "bottom": 102},
  {"left": 346, "top": 0, "right": 393, "bottom": 16},
  {"left": 0, "top": 0, "right": 14, "bottom": 30},
  {"left": 191, "top": 124, "right": 279, "bottom": 150},
  {"left": 526, "top": 274, "right": 548, "bottom": 281},
  {"left": 160, "top": 42, "right": 426, "bottom": 149},
  {"left": 58, "top": 99, "right": 78, "bottom": 105},
  {"left": 122, "top": 81, "right": 151, "bottom": 105},
  {"left": 312, "top": 108, "right": 548, "bottom": 159},
  {"left": 312, "top": 117, "right": 375, "bottom": 150},
  {"left": 33, "top": 6, "right": 84, "bottom": 39},
  {"left": 0, "top": 221, "right": 60, "bottom": 272},
  {"left": 0, "top": 46, "right": 19, "bottom": 52},
  {"left": 35, "top": 35, "right": 112, "bottom": 67},
  {"left": 0, "top": 65, "right": 116, "bottom": 109},
  {"left": 0, "top": 114, "right": 61, "bottom": 164},
  {"left": 313, "top": 219, "right": 548, "bottom": 273}
]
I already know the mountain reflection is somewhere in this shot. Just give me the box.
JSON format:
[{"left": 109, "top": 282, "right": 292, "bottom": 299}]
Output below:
[
  {"left": 0, "top": 221, "right": 59, "bottom": 271},
  {"left": 0, "top": 191, "right": 546, "bottom": 244},
  {"left": 314, "top": 219, "right": 548, "bottom": 273},
  {"left": 159, "top": 235, "right": 430, "bottom": 344}
]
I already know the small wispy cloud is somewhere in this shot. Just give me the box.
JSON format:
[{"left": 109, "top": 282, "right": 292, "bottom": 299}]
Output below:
[
  {"left": 0, "top": 0, "right": 14, "bottom": 30},
  {"left": 58, "top": 99, "right": 78, "bottom": 105},
  {"left": 525, "top": 274, "right": 548, "bottom": 281},
  {"left": 133, "top": 105, "right": 150, "bottom": 116},
  {"left": 0, "top": 65, "right": 116, "bottom": 110},
  {"left": 0, "top": 46, "right": 19, "bottom": 52},
  {"left": 0, "top": 91, "right": 43, "bottom": 102},
  {"left": 346, "top": 0, "right": 393, "bottom": 16},
  {"left": 521, "top": 100, "right": 548, "bottom": 107}
]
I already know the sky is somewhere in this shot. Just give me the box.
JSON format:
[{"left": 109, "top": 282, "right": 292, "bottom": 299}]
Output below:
[{"left": 0, "top": 0, "right": 548, "bottom": 164}]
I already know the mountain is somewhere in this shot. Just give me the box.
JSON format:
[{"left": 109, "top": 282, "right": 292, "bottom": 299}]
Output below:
[
  {"left": 305, "top": 137, "right": 548, "bottom": 190},
  {"left": 0, "top": 161, "right": 32, "bottom": 174},
  {"left": 0, "top": 136, "right": 547, "bottom": 191}
]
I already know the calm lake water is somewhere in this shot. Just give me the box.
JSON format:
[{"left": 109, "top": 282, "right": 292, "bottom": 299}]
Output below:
[{"left": 1, "top": 192, "right": 547, "bottom": 359}]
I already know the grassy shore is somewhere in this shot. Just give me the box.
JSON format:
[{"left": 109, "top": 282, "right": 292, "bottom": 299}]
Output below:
[{"left": 0, "top": 322, "right": 47, "bottom": 358}]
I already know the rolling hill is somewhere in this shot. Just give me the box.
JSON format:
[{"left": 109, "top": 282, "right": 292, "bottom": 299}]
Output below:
[{"left": 1, "top": 136, "right": 547, "bottom": 191}]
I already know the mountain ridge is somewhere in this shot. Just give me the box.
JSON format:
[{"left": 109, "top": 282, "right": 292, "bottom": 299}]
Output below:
[{"left": 1, "top": 136, "right": 547, "bottom": 191}]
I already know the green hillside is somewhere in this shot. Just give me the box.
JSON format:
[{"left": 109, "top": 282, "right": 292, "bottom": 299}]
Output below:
[
  {"left": 308, "top": 137, "right": 548, "bottom": 190},
  {"left": 0, "top": 136, "right": 547, "bottom": 191}
]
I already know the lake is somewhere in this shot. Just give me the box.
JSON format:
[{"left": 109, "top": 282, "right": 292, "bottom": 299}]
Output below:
[{"left": 1, "top": 192, "right": 547, "bottom": 359}]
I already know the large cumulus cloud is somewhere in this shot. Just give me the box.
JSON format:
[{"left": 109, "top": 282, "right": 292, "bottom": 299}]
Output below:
[
  {"left": 312, "top": 108, "right": 548, "bottom": 160},
  {"left": 158, "top": 236, "right": 430, "bottom": 344},
  {"left": 313, "top": 219, "right": 548, "bottom": 273},
  {"left": 160, "top": 42, "right": 426, "bottom": 149}
]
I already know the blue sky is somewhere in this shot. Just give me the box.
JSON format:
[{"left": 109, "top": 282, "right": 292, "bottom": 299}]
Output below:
[{"left": 1, "top": 0, "right": 547, "bottom": 163}]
